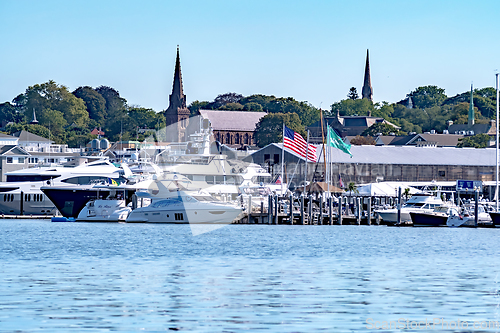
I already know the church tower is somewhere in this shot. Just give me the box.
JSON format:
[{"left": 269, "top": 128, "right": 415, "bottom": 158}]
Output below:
[
  {"left": 361, "top": 49, "right": 373, "bottom": 101},
  {"left": 163, "top": 46, "right": 190, "bottom": 142}
]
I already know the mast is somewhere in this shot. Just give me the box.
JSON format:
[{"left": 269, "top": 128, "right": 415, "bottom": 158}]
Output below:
[
  {"left": 304, "top": 131, "right": 310, "bottom": 193},
  {"left": 281, "top": 123, "right": 285, "bottom": 195},
  {"left": 319, "top": 109, "right": 328, "bottom": 194},
  {"left": 496, "top": 73, "right": 499, "bottom": 210}
]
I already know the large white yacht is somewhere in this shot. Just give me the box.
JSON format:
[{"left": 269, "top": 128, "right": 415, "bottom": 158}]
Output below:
[
  {"left": 126, "top": 176, "right": 242, "bottom": 224},
  {"left": 0, "top": 160, "right": 126, "bottom": 215},
  {"left": 375, "top": 193, "right": 445, "bottom": 224}
]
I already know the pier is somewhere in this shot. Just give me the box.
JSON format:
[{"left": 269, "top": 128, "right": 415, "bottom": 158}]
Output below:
[{"left": 235, "top": 194, "right": 382, "bottom": 225}]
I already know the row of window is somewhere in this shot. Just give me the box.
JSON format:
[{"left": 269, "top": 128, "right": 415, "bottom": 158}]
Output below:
[
  {"left": 24, "top": 194, "right": 43, "bottom": 202},
  {"left": 3, "top": 194, "right": 14, "bottom": 202},
  {"left": 5, "top": 157, "right": 64, "bottom": 164},
  {"left": 215, "top": 132, "right": 253, "bottom": 145}
]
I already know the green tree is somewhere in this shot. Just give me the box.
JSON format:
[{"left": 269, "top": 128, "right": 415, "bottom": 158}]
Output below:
[
  {"left": 347, "top": 182, "right": 358, "bottom": 195},
  {"left": 456, "top": 134, "right": 490, "bottom": 148},
  {"left": 95, "top": 86, "right": 128, "bottom": 138},
  {"left": 0, "top": 102, "right": 22, "bottom": 124},
  {"left": 188, "top": 100, "right": 210, "bottom": 117},
  {"left": 254, "top": 112, "right": 304, "bottom": 147},
  {"left": 11, "top": 80, "right": 89, "bottom": 141},
  {"left": 350, "top": 135, "right": 376, "bottom": 145},
  {"left": 347, "top": 87, "right": 359, "bottom": 100},
  {"left": 329, "top": 98, "right": 376, "bottom": 117},
  {"left": 407, "top": 85, "right": 447, "bottom": 109},
  {"left": 73, "top": 86, "right": 107, "bottom": 124},
  {"left": 219, "top": 102, "right": 244, "bottom": 110},
  {"left": 243, "top": 102, "right": 263, "bottom": 111},
  {"left": 361, "top": 122, "right": 404, "bottom": 136}
]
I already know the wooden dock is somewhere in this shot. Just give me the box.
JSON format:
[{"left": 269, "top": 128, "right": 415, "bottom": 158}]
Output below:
[{"left": 234, "top": 194, "right": 383, "bottom": 225}]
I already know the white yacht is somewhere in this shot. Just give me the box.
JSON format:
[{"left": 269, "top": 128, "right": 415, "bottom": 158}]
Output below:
[
  {"left": 375, "top": 193, "right": 445, "bottom": 224},
  {"left": 126, "top": 176, "right": 242, "bottom": 224},
  {"left": 447, "top": 204, "right": 492, "bottom": 227},
  {"left": 0, "top": 160, "right": 126, "bottom": 216}
]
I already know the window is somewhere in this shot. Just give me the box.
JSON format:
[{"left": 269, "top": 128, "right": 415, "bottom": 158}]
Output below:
[
  {"left": 6, "top": 157, "right": 13, "bottom": 163},
  {"left": 273, "top": 154, "right": 279, "bottom": 164},
  {"left": 18, "top": 157, "right": 25, "bottom": 164},
  {"left": 438, "top": 170, "right": 446, "bottom": 177}
]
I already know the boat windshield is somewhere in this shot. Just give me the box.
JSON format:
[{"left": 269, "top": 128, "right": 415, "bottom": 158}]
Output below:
[{"left": 192, "top": 195, "right": 216, "bottom": 202}]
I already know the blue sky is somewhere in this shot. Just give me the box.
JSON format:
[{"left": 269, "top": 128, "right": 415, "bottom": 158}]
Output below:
[{"left": 1, "top": 0, "right": 499, "bottom": 112}]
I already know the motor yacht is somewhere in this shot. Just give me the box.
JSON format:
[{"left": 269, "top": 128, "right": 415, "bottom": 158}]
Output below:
[
  {"left": 0, "top": 160, "right": 126, "bottom": 215},
  {"left": 375, "top": 193, "right": 445, "bottom": 224},
  {"left": 126, "top": 176, "right": 242, "bottom": 224}
]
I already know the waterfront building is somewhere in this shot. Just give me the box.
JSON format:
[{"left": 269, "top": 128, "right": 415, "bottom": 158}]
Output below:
[{"left": 247, "top": 144, "right": 498, "bottom": 190}]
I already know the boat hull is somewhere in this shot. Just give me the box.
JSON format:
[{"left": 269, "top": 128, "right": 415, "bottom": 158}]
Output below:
[
  {"left": 41, "top": 187, "right": 107, "bottom": 218},
  {"left": 410, "top": 211, "right": 448, "bottom": 227},
  {"left": 490, "top": 212, "right": 500, "bottom": 227}
]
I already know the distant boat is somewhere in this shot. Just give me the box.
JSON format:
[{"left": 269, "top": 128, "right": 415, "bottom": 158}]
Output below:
[
  {"left": 447, "top": 204, "right": 492, "bottom": 227},
  {"left": 410, "top": 205, "right": 460, "bottom": 227},
  {"left": 375, "top": 193, "right": 444, "bottom": 224},
  {"left": 126, "top": 190, "right": 242, "bottom": 224}
]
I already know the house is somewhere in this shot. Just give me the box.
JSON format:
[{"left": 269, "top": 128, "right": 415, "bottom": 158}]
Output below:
[
  {"left": 307, "top": 114, "right": 400, "bottom": 143},
  {"left": 375, "top": 133, "right": 464, "bottom": 147},
  {"left": 0, "top": 145, "right": 30, "bottom": 181}
]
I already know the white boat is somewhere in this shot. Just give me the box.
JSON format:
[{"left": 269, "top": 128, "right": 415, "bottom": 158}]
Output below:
[
  {"left": 447, "top": 204, "right": 492, "bottom": 227},
  {"left": 0, "top": 159, "right": 126, "bottom": 216},
  {"left": 126, "top": 177, "right": 242, "bottom": 224},
  {"left": 77, "top": 198, "right": 131, "bottom": 222},
  {"left": 375, "top": 193, "right": 445, "bottom": 224}
]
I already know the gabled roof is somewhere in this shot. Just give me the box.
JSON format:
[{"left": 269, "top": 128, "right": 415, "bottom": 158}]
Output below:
[
  {"left": 199, "top": 110, "right": 267, "bottom": 132},
  {"left": 448, "top": 122, "right": 494, "bottom": 135},
  {"left": 0, "top": 145, "right": 30, "bottom": 156},
  {"left": 406, "top": 133, "right": 464, "bottom": 147},
  {"left": 0, "top": 133, "right": 16, "bottom": 139},
  {"left": 11, "top": 130, "right": 53, "bottom": 143}
]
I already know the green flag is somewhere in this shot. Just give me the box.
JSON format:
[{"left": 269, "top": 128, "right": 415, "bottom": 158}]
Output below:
[{"left": 327, "top": 126, "right": 352, "bottom": 157}]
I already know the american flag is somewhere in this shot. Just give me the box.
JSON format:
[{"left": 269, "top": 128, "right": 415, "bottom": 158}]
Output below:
[{"left": 283, "top": 126, "right": 317, "bottom": 162}]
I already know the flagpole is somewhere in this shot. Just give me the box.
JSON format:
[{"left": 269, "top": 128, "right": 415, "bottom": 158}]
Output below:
[
  {"left": 281, "top": 123, "right": 285, "bottom": 195},
  {"left": 304, "top": 130, "right": 310, "bottom": 193},
  {"left": 319, "top": 109, "right": 327, "bottom": 185}
]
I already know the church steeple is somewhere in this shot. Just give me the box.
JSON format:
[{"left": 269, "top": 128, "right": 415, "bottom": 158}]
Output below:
[
  {"left": 163, "top": 46, "right": 190, "bottom": 142},
  {"left": 361, "top": 49, "right": 373, "bottom": 101},
  {"left": 30, "top": 108, "right": 38, "bottom": 125},
  {"left": 468, "top": 83, "right": 475, "bottom": 127}
]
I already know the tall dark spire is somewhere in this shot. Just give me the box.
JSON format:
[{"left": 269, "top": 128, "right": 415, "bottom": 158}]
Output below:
[
  {"left": 168, "top": 45, "right": 186, "bottom": 110},
  {"left": 361, "top": 49, "right": 373, "bottom": 101},
  {"left": 163, "top": 46, "right": 190, "bottom": 142}
]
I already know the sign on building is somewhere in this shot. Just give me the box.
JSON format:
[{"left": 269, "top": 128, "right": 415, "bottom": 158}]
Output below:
[{"left": 456, "top": 180, "right": 483, "bottom": 193}]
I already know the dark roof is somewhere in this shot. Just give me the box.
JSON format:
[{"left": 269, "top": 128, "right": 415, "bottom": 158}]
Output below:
[
  {"left": 407, "top": 134, "right": 464, "bottom": 147},
  {"left": 0, "top": 145, "right": 30, "bottom": 156},
  {"left": 11, "top": 130, "right": 53, "bottom": 143},
  {"left": 200, "top": 110, "right": 267, "bottom": 131},
  {"left": 0, "top": 133, "right": 15, "bottom": 139},
  {"left": 448, "top": 123, "right": 494, "bottom": 135}
]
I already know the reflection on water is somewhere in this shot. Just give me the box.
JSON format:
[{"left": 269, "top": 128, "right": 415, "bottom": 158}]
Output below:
[{"left": 1, "top": 220, "right": 500, "bottom": 332}]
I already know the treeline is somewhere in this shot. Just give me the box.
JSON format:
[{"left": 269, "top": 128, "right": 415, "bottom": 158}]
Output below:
[
  {"left": 0, "top": 80, "right": 165, "bottom": 146},
  {"left": 1, "top": 81, "right": 496, "bottom": 148},
  {"left": 329, "top": 85, "right": 496, "bottom": 135}
]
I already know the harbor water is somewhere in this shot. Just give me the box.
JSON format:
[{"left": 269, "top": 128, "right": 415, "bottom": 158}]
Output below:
[{"left": 2, "top": 220, "right": 500, "bottom": 332}]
